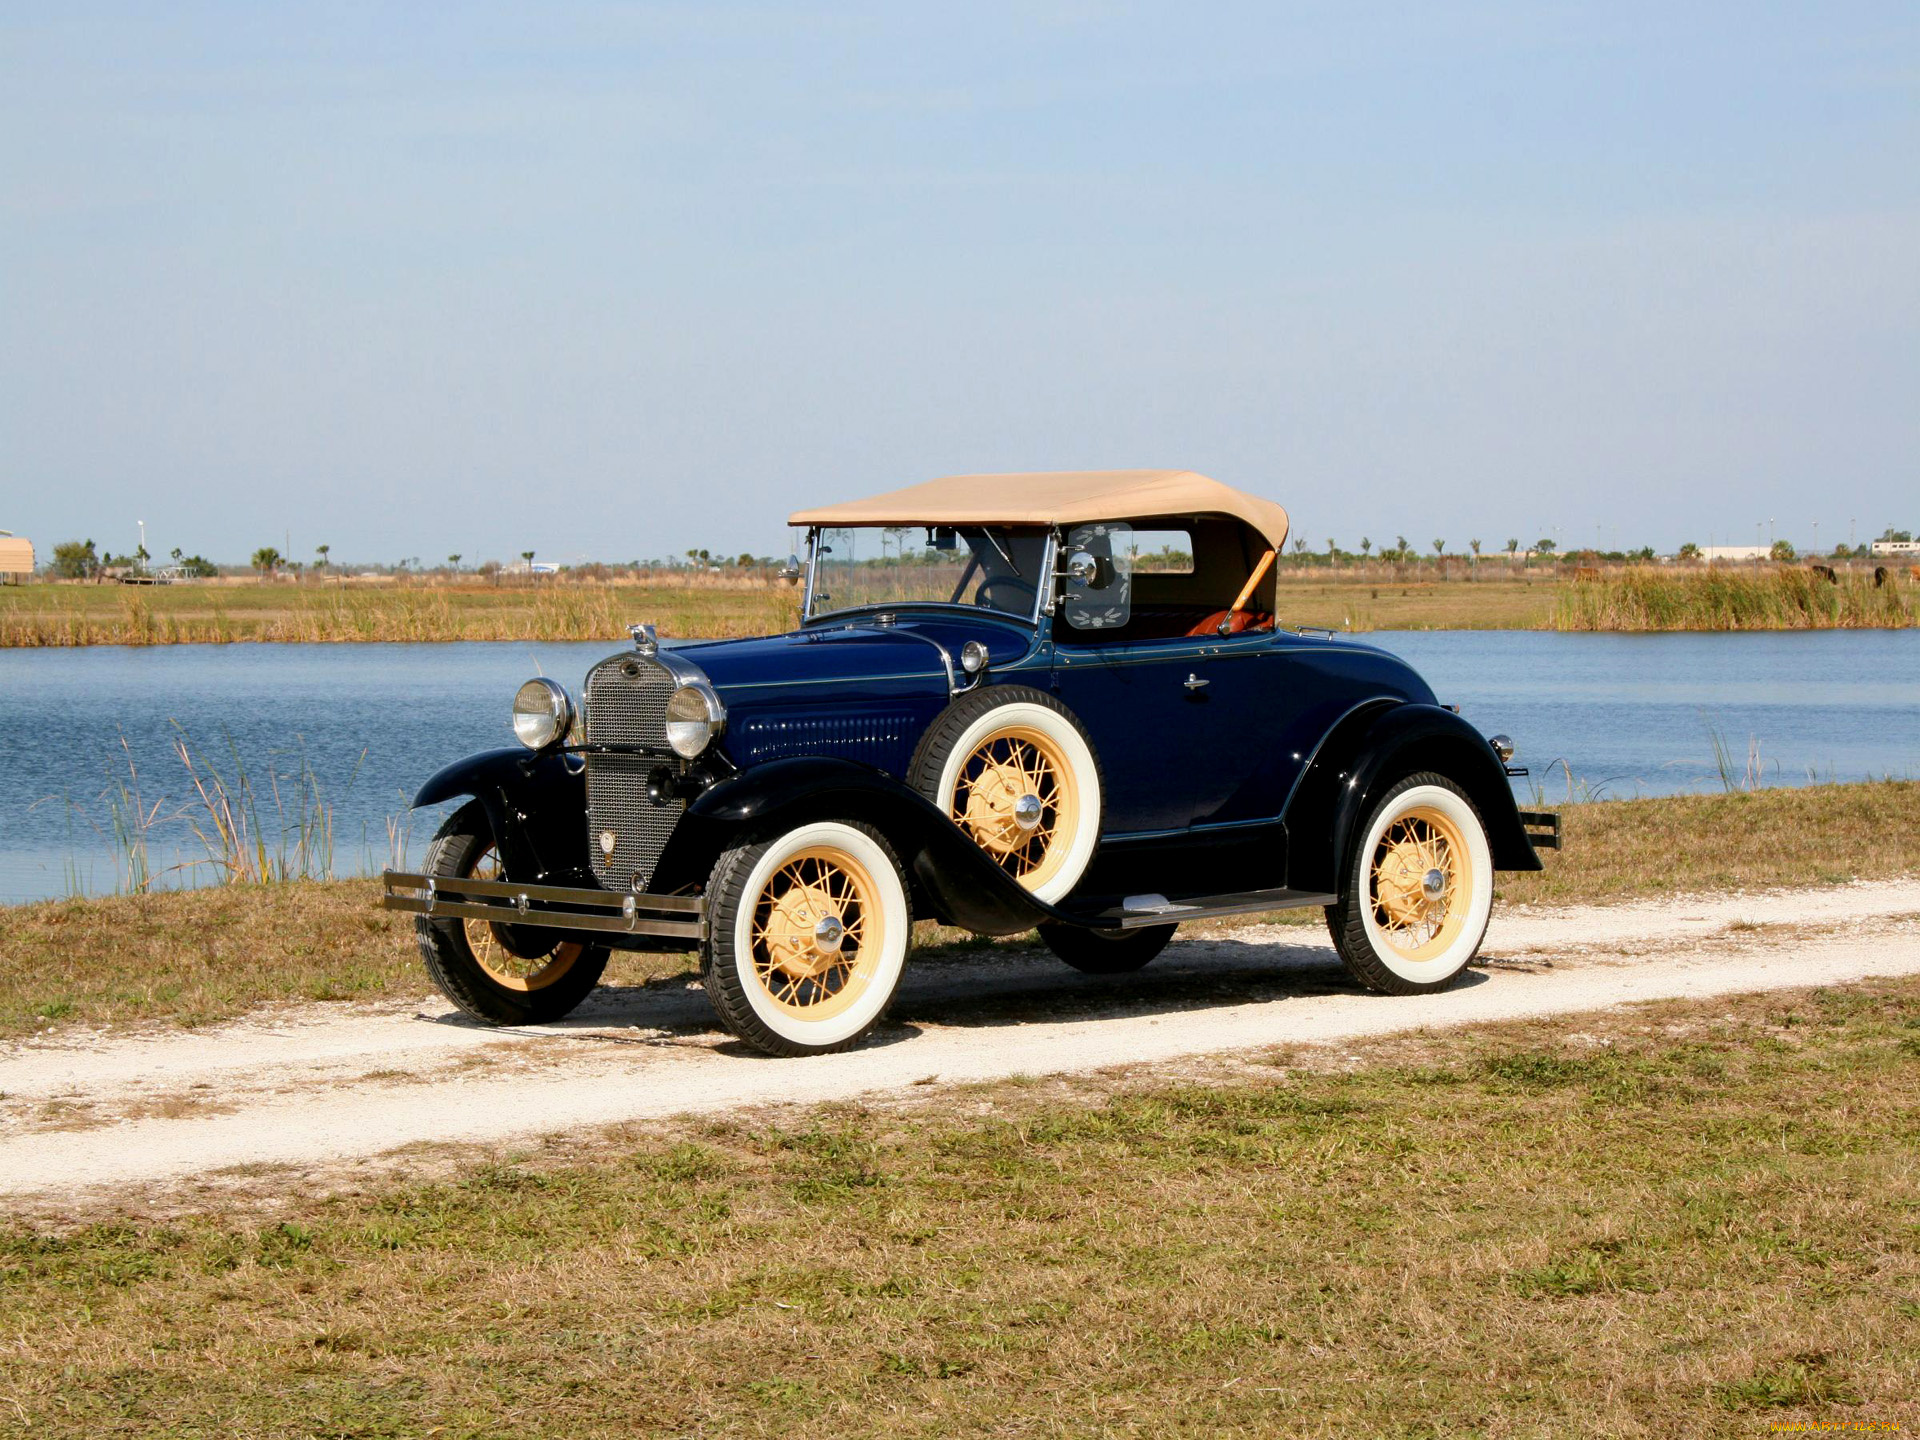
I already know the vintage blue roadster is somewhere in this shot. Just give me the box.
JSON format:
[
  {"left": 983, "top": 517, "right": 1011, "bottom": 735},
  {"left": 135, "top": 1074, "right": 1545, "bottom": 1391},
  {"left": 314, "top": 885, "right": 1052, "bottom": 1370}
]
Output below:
[{"left": 382, "top": 470, "right": 1558, "bottom": 1056}]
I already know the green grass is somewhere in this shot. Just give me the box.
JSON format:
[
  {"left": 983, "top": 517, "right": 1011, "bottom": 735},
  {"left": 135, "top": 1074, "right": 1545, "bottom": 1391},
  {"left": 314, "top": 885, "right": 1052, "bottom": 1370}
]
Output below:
[
  {"left": 2, "top": 780, "right": 1915, "bottom": 1039},
  {"left": 1557, "top": 565, "right": 1916, "bottom": 631},
  {"left": 4, "top": 979, "right": 1919, "bottom": 1434}
]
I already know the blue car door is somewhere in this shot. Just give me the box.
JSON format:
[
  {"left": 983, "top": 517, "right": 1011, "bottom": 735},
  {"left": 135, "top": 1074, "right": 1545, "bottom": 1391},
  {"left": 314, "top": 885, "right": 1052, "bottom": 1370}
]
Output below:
[
  {"left": 1193, "top": 630, "right": 1427, "bottom": 827},
  {"left": 1050, "top": 632, "right": 1231, "bottom": 835}
]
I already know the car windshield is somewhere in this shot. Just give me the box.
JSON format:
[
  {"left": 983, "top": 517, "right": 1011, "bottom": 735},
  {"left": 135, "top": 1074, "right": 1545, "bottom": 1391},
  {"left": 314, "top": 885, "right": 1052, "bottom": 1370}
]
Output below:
[{"left": 806, "top": 526, "right": 1050, "bottom": 622}]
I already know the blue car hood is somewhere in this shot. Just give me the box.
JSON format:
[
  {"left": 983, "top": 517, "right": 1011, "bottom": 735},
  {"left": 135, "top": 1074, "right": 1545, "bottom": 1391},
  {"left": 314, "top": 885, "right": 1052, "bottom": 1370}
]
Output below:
[{"left": 671, "top": 615, "right": 1035, "bottom": 695}]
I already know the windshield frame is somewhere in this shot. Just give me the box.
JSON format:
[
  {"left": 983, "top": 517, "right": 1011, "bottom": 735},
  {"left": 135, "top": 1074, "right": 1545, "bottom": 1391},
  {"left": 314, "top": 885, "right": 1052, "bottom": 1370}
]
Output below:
[{"left": 800, "top": 526, "right": 1058, "bottom": 629}]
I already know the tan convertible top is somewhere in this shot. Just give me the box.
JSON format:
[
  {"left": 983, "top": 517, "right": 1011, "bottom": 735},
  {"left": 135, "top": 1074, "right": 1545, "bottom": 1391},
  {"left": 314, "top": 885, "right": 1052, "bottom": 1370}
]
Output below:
[{"left": 789, "top": 470, "right": 1290, "bottom": 553}]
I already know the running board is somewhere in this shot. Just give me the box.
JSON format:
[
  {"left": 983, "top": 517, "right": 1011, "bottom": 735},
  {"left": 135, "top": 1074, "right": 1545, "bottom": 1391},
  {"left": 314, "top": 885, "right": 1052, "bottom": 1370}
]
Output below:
[{"left": 1087, "top": 887, "right": 1338, "bottom": 930}]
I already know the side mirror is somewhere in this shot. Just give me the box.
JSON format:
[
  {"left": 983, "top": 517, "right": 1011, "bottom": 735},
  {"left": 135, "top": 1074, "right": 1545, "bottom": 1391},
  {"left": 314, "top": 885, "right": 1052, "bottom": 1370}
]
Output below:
[
  {"left": 1066, "top": 551, "right": 1111, "bottom": 589},
  {"left": 778, "top": 554, "right": 803, "bottom": 584}
]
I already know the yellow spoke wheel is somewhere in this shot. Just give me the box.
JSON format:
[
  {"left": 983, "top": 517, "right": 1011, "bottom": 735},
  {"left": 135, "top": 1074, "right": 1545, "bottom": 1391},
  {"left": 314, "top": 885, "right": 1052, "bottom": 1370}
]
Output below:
[
  {"left": 705, "top": 820, "right": 912, "bottom": 1056},
  {"left": 951, "top": 725, "right": 1081, "bottom": 891},
  {"left": 461, "top": 845, "right": 586, "bottom": 993},
  {"left": 1367, "top": 806, "right": 1470, "bottom": 962},
  {"left": 747, "top": 845, "right": 888, "bottom": 1022},
  {"left": 912, "top": 688, "right": 1103, "bottom": 906},
  {"left": 416, "top": 800, "right": 608, "bottom": 1028},
  {"left": 1329, "top": 774, "right": 1494, "bottom": 996}
]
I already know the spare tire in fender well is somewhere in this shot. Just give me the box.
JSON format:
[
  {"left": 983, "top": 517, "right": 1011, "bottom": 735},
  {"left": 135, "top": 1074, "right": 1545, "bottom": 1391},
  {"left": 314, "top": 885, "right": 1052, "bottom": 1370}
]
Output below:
[
  {"left": 678, "top": 756, "right": 1080, "bottom": 936},
  {"left": 905, "top": 683, "right": 1105, "bottom": 906},
  {"left": 1283, "top": 702, "right": 1541, "bottom": 895}
]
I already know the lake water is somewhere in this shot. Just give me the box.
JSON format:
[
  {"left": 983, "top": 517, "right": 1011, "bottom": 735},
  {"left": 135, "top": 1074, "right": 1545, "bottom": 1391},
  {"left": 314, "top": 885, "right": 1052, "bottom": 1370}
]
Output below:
[{"left": 2, "top": 630, "right": 1916, "bottom": 903}]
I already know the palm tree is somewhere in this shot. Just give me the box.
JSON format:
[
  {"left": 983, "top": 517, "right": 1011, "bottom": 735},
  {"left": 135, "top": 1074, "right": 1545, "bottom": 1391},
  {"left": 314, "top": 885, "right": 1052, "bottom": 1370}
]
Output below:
[
  {"left": 315, "top": 544, "right": 330, "bottom": 569},
  {"left": 1505, "top": 538, "right": 1519, "bottom": 559},
  {"left": 1431, "top": 539, "right": 1445, "bottom": 557},
  {"left": 251, "top": 546, "right": 281, "bottom": 575},
  {"left": 521, "top": 550, "right": 535, "bottom": 569},
  {"left": 447, "top": 553, "right": 461, "bottom": 571},
  {"left": 1469, "top": 538, "right": 1482, "bottom": 559},
  {"left": 1359, "top": 537, "right": 1372, "bottom": 557}
]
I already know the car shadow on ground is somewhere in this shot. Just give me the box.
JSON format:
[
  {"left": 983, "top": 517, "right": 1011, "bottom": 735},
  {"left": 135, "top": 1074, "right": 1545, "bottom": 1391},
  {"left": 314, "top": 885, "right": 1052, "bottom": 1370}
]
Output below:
[{"left": 446, "top": 936, "right": 1488, "bottom": 1047}]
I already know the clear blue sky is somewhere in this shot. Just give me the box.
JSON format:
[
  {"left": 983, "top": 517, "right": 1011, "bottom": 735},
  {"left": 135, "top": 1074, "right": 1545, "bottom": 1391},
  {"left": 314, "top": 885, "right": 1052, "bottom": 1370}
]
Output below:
[{"left": 3, "top": 2, "right": 1915, "bottom": 566}]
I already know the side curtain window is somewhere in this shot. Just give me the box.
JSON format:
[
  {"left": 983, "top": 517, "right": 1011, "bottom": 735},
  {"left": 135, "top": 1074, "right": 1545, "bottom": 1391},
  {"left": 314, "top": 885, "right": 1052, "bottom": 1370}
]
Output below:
[{"left": 1061, "top": 522, "right": 1133, "bottom": 630}]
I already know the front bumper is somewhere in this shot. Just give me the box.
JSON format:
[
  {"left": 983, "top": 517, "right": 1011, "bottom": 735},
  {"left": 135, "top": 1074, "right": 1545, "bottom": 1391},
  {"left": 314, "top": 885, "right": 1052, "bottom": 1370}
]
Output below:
[{"left": 380, "top": 870, "right": 705, "bottom": 940}]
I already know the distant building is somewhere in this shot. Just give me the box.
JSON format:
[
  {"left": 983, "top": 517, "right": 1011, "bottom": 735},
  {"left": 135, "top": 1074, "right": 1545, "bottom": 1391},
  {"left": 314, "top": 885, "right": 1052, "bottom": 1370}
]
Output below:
[
  {"left": 0, "top": 531, "right": 33, "bottom": 582},
  {"left": 1696, "top": 545, "right": 1770, "bottom": 562},
  {"left": 1870, "top": 539, "right": 1919, "bottom": 557}
]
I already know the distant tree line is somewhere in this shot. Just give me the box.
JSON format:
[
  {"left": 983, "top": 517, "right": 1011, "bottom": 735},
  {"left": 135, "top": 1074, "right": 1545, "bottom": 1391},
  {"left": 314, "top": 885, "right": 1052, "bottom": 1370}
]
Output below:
[{"left": 37, "top": 522, "right": 1914, "bottom": 583}]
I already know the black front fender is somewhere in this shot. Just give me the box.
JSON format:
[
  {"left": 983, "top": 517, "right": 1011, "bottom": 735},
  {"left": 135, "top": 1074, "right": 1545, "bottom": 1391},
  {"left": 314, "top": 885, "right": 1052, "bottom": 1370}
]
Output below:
[
  {"left": 1283, "top": 703, "right": 1541, "bottom": 894},
  {"left": 676, "top": 757, "right": 1073, "bottom": 936},
  {"left": 413, "top": 748, "right": 592, "bottom": 885}
]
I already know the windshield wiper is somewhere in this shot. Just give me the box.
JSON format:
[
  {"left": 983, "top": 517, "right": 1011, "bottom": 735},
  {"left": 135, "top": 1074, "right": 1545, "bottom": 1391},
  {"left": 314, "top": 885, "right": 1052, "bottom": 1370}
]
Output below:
[{"left": 973, "top": 528, "right": 1018, "bottom": 575}]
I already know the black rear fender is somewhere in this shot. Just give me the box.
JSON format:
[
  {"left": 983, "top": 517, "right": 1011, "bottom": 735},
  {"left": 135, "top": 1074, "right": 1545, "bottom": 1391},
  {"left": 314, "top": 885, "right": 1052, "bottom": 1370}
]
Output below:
[
  {"left": 677, "top": 757, "right": 1068, "bottom": 936},
  {"left": 413, "top": 748, "right": 592, "bottom": 884},
  {"left": 1283, "top": 703, "right": 1540, "bottom": 895}
]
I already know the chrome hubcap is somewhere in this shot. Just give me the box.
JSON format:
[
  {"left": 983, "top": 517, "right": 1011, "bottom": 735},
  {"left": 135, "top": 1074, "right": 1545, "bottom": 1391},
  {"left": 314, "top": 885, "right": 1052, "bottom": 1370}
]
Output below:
[
  {"left": 1421, "top": 867, "right": 1448, "bottom": 901},
  {"left": 812, "top": 914, "right": 846, "bottom": 953},
  {"left": 1012, "top": 793, "right": 1044, "bottom": 832}
]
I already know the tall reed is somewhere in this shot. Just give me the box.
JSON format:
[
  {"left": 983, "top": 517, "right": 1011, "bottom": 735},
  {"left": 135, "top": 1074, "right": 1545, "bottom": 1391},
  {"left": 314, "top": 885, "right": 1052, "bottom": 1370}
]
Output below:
[
  {"left": 45, "top": 735, "right": 174, "bottom": 894},
  {"left": 1556, "top": 566, "right": 1914, "bottom": 631},
  {"left": 42, "top": 728, "right": 366, "bottom": 896},
  {"left": 170, "top": 726, "right": 361, "bottom": 884}
]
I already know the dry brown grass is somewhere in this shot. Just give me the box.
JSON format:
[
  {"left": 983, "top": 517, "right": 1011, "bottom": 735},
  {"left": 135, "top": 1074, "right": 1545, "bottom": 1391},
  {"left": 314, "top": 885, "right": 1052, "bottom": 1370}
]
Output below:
[
  {"left": 5, "top": 574, "right": 1555, "bottom": 644},
  {"left": 1275, "top": 573, "right": 1562, "bottom": 630},
  {"left": 9, "top": 567, "right": 1913, "bottom": 645},
  {"left": 3, "top": 978, "right": 1918, "bottom": 1434},
  {"left": 0, "top": 882, "right": 695, "bottom": 1038},
  {"left": 3, "top": 781, "right": 1915, "bottom": 1040},
  {"left": 0, "top": 578, "right": 801, "bottom": 646},
  {"left": 1496, "top": 779, "right": 1920, "bottom": 908}
]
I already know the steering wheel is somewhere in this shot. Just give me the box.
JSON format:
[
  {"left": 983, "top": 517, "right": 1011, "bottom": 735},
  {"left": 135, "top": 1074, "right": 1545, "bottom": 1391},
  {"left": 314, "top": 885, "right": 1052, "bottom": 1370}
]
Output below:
[{"left": 974, "top": 576, "right": 1038, "bottom": 612}]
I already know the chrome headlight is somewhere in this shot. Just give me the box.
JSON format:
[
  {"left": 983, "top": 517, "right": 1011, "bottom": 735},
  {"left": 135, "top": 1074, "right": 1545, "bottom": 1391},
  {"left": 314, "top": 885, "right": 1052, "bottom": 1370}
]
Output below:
[
  {"left": 511, "top": 678, "right": 575, "bottom": 750},
  {"left": 665, "top": 682, "right": 726, "bottom": 759},
  {"left": 1489, "top": 734, "right": 1516, "bottom": 764}
]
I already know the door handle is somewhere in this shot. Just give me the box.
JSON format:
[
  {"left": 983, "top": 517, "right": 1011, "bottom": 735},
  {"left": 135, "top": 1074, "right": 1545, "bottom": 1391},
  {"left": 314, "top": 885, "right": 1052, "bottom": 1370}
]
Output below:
[{"left": 1183, "top": 673, "right": 1209, "bottom": 691}]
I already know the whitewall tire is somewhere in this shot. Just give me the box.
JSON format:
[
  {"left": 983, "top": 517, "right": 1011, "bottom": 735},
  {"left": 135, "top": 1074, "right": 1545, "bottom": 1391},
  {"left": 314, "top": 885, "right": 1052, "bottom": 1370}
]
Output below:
[
  {"left": 702, "top": 820, "right": 911, "bottom": 1056},
  {"left": 907, "top": 686, "right": 1102, "bottom": 905},
  {"left": 1326, "top": 772, "right": 1494, "bottom": 995}
]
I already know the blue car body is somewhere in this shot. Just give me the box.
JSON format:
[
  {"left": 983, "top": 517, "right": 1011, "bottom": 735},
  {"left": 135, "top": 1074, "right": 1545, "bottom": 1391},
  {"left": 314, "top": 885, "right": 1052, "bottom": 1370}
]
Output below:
[
  {"left": 405, "top": 592, "right": 1544, "bottom": 943},
  {"left": 386, "top": 470, "right": 1560, "bottom": 1057}
]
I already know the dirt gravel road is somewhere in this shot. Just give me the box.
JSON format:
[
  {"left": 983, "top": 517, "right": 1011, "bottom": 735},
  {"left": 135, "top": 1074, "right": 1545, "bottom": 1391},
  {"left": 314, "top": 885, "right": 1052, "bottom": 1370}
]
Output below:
[{"left": 4, "top": 881, "right": 1917, "bottom": 1205}]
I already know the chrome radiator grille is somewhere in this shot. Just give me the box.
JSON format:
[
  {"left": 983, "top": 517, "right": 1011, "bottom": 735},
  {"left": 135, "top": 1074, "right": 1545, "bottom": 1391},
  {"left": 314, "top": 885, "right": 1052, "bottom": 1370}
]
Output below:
[{"left": 584, "top": 653, "right": 683, "bottom": 892}]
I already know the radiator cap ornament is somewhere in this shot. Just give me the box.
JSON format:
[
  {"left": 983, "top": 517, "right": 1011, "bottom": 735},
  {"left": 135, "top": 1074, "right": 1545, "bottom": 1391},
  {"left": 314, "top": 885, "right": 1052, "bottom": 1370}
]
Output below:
[{"left": 628, "top": 622, "right": 658, "bottom": 655}]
